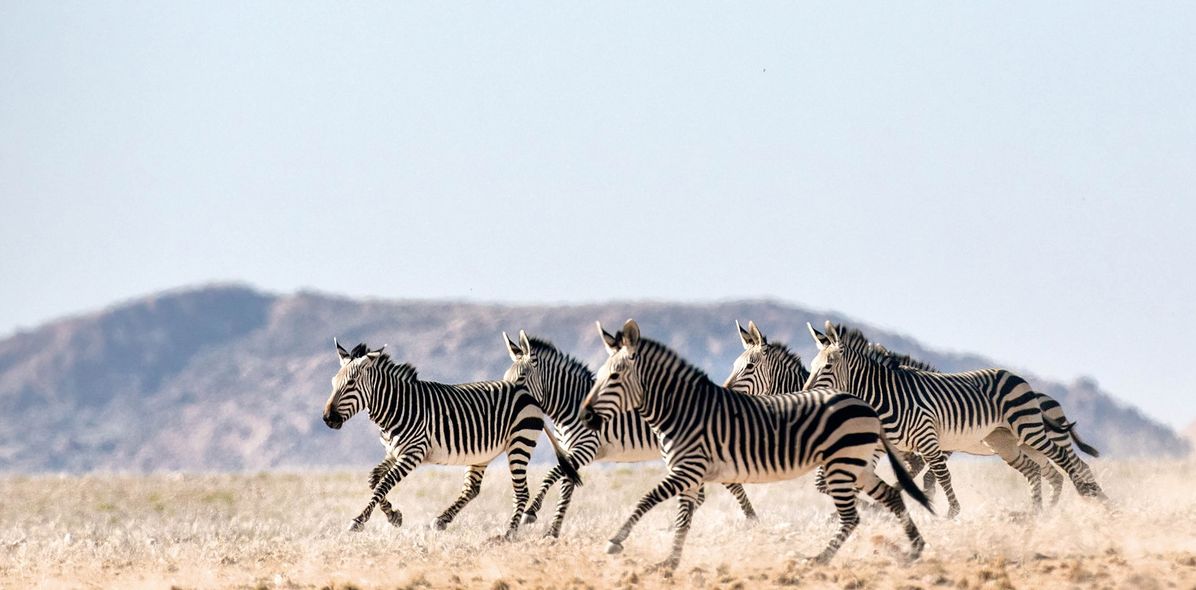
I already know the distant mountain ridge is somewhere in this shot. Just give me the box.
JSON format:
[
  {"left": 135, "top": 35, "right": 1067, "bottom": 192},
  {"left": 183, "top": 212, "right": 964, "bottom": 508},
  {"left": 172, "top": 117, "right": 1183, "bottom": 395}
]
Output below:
[{"left": 0, "top": 284, "right": 1187, "bottom": 472}]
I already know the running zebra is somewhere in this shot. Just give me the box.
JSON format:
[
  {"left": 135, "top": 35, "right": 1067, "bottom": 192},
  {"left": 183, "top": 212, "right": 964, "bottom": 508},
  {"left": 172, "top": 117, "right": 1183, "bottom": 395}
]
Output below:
[
  {"left": 580, "top": 320, "right": 932, "bottom": 571},
  {"left": 322, "top": 340, "right": 581, "bottom": 537},
  {"left": 501, "top": 331, "right": 758, "bottom": 538},
  {"left": 803, "top": 321, "right": 1105, "bottom": 517},
  {"left": 725, "top": 321, "right": 1099, "bottom": 506}
]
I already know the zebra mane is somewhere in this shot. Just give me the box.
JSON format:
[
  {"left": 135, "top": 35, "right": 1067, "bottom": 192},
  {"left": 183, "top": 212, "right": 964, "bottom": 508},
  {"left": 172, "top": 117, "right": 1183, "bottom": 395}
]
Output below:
[
  {"left": 764, "top": 341, "right": 810, "bottom": 378},
  {"left": 526, "top": 336, "right": 595, "bottom": 381},
  {"left": 830, "top": 325, "right": 938, "bottom": 372},
  {"left": 866, "top": 343, "right": 938, "bottom": 372},
  {"left": 350, "top": 342, "right": 418, "bottom": 380},
  {"left": 638, "top": 337, "right": 716, "bottom": 384},
  {"left": 765, "top": 341, "right": 803, "bottom": 365}
]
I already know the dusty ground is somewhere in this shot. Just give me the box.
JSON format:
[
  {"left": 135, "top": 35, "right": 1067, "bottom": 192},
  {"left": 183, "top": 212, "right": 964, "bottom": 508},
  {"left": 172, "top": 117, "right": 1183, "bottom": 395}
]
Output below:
[{"left": 2, "top": 460, "right": 1195, "bottom": 589}]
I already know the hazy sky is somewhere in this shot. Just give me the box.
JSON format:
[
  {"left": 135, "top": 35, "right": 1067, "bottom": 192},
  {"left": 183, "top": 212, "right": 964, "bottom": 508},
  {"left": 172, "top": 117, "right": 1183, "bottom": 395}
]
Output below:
[{"left": 2, "top": 3, "right": 1193, "bottom": 428}]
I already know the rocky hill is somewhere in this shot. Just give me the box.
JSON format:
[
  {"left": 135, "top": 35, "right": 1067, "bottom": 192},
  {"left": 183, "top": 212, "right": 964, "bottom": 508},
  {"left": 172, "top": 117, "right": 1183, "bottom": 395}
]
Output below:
[{"left": 0, "top": 284, "right": 1186, "bottom": 472}]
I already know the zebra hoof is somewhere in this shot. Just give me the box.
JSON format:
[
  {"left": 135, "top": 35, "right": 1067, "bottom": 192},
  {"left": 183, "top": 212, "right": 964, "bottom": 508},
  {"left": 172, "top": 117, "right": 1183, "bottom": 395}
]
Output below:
[
  {"left": 348, "top": 520, "right": 365, "bottom": 533},
  {"left": 543, "top": 529, "right": 561, "bottom": 540},
  {"left": 521, "top": 512, "right": 538, "bottom": 525},
  {"left": 605, "top": 541, "right": 624, "bottom": 555},
  {"left": 386, "top": 512, "right": 403, "bottom": 528},
  {"left": 947, "top": 505, "right": 961, "bottom": 519},
  {"left": 432, "top": 518, "right": 449, "bottom": 531}
]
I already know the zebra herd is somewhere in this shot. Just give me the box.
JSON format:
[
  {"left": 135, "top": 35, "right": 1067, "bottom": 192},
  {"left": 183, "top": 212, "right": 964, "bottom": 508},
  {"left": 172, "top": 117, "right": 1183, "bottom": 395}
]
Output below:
[{"left": 321, "top": 319, "right": 1105, "bottom": 571}]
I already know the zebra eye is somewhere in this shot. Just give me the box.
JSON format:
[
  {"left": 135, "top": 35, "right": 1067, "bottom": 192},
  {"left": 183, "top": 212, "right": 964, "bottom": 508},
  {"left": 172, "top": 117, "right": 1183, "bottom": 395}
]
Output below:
[
  {"left": 609, "top": 372, "right": 621, "bottom": 380},
  {"left": 745, "top": 362, "right": 756, "bottom": 370}
]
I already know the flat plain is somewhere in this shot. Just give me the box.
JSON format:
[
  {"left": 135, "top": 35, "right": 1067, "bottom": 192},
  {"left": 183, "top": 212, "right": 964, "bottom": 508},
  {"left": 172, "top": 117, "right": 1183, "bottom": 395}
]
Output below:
[{"left": 2, "top": 460, "right": 1195, "bottom": 589}]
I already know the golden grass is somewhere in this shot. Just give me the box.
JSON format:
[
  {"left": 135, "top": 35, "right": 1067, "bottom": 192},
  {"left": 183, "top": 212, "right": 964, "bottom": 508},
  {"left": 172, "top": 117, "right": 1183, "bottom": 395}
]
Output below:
[{"left": 2, "top": 460, "right": 1195, "bottom": 589}]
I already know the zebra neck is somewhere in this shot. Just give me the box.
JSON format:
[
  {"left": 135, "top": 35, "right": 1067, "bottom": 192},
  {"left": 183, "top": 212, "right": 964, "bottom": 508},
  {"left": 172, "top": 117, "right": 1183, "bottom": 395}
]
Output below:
[
  {"left": 842, "top": 359, "right": 888, "bottom": 406},
  {"left": 536, "top": 358, "right": 595, "bottom": 425},
  {"left": 638, "top": 367, "right": 717, "bottom": 428},
  {"left": 365, "top": 377, "right": 424, "bottom": 433},
  {"left": 773, "top": 361, "right": 810, "bottom": 394}
]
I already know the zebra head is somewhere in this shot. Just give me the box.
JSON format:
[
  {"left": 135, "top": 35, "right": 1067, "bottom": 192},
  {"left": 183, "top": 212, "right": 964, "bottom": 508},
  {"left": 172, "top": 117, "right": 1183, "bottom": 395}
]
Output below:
[
  {"left": 580, "top": 319, "right": 644, "bottom": 430},
  {"left": 723, "top": 320, "right": 771, "bottom": 393},
  {"left": 501, "top": 330, "right": 545, "bottom": 403},
  {"left": 324, "top": 338, "right": 386, "bottom": 429},
  {"left": 804, "top": 321, "right": 847, "bottom": 390}
]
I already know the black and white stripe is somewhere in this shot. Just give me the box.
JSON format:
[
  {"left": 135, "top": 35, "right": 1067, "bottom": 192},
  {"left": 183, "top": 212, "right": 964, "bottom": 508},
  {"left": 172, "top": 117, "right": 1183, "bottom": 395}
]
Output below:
[
  {"left": 322, "top": 340, "right": 580, "bottom": 536},
  {"left": 579, "top": 320, "right": 932, "bottom": 571},
  {"left": 725, "top": 321, "right": 1101, "bottom": 507},
  {"left": 803, "top": 322, "right": 1105, "bottom": 517},
  {"left": 501, "top": 331, "right": 758, "bottom": 538}
]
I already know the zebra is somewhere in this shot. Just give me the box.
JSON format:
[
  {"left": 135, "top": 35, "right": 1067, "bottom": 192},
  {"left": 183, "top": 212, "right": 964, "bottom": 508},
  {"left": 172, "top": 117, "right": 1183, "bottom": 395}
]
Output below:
[
  {"left": 579, "top": 320, "right": 933, "bottom": 571},
  {"left": 803, "top": 321, "right": 1106, "bottom": 518},
  {"left": 501, "top": 331, "right": 758, "bottom": 538},
  {"left": 725, "top": 321, "right": 1100, "bottom": 506},
  {"left": 322, "top": 339, "right": 581, "bottom": 537}
]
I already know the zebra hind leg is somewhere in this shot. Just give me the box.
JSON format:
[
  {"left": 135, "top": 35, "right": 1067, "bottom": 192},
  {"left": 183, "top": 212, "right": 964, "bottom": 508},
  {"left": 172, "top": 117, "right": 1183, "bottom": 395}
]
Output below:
[
  {"left": 1045, "top": 465, "right": 1065, "bottom": 506},
  {"left": 433, "top": 464, "right": 486, "bottom": 530},
  {"left": 815, "top": 463, "right": 862, "bottom": 564},
  {"left": 857, "top": 469, "right": 925, "bottom": 561},
  {"left": 723, "top": 483, "right": 758, "bottom": 522},
  {"left": 522, "top": 466, "right": 564, "bottom": 525},
  {"left": 984, "top": 429, "right": 1044, "bottom": 511},
  {"left": 503, "top": 444, "right": 534, "bottom": 540}
]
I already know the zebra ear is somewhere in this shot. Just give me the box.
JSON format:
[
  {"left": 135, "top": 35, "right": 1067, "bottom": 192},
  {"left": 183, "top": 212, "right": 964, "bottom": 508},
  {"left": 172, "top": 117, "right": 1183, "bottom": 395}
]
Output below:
[
  {"left": 503, "top": 332, "right": 523, "bottom": 362},
  {"left": 363, "top": 344, "right": 386, "bottom": 365},
  {"left": 621, "top": 319, "right": 640, "bottom": 355},
  {"left": 824, "top": 321, "right": 841, "bottom": 342},
  {"left": 808, "top": 322, "right": 831, "bottom": 350},
  {"left": 335, "top": 337, "right": 352, "bottom": 366},
  {"left": 518, "top": 330, "right": 533, "bottom": 357},
  {"left": 597, "top": 321, "right": 619, "bottom": 354},
  {"left": 736, "top": 320, "right": 753, "bottom": 349},
  {"left": 747, "top": 321, "right": 766, "bottom": 345}
]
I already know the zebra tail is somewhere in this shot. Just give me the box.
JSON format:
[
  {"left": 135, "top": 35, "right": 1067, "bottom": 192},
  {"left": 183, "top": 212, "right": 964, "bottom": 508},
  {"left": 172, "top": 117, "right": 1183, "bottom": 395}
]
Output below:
[
  {"left": 543, "top": 427, "right": 583, "bottom": 487},
  {"left": 880, "top": 434, "right": 934, "bottom": 514},
  {"left": 1043, "top": 415, "right": 1101, "bottom": 458}
]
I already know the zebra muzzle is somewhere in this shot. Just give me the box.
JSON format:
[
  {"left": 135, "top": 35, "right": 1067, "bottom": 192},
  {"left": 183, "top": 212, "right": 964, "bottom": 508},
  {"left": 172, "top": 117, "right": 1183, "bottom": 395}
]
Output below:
[{"left": 581, "top": 408, "right": 603, "bottom": 431}]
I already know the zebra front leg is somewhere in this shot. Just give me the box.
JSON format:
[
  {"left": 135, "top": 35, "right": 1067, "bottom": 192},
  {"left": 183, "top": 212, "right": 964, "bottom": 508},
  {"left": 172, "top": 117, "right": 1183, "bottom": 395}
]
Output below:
[
  {"left": 723, "top": 483, "right": 757, "bottom": 521},
  {"left": 350, "top": 446, "right": 426, "bottom": 532},
  {"left": 903, "top": 452, "right": 937, "bottom": 501},
  {"left": 646, "top": 487, "right": 702, "bottom": 575},
  {"left": 918, "top": 443, "right": 961, "bottom": 518},
  {"left": 522, "top": 466, "right": 564, "bottom": 525},
  {"left": 606, "top": 472, "right": 701, "bottom": 555},
  {"left": 368, "top": 457, "right": 402, "bottom": 527},
  {"left": 433, "top": 464, "right": 487, "bottom": 530},
  {"left": 544, "top": 477, "right": 576, "bottom": 538},
  {"left": 535, "top": 438, "right": 597, "bottom": 531}
]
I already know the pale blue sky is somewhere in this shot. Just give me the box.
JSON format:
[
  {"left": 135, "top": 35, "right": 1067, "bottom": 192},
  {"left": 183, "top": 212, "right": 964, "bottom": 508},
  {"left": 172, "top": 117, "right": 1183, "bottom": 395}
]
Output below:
[{"left": 2, "top": 3, "right": 1193, "bottom": 428}]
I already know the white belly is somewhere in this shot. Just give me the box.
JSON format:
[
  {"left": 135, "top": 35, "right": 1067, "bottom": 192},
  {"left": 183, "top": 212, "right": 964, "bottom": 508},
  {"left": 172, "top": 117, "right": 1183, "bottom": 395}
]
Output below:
[
  {"left": 421, "top": 444, "right": 504, "bottom": 466},
  {"left": 592, "top": 444, "right": 662, "bottom": 463},
  {"left": 706, "top": 458, "right": 815, "bottom": 484}
]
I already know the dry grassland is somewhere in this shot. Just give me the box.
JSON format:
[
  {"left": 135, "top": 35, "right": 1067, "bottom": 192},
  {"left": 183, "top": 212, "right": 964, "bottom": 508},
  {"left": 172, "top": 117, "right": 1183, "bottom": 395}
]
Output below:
[{"left": 2, "top": 460, "right": 1195, "bottom": 589}]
